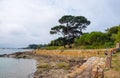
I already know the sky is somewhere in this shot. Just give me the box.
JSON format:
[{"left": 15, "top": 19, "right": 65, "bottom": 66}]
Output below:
[{"left": 0, "top": 0, "right": 120, "bottom": 48}]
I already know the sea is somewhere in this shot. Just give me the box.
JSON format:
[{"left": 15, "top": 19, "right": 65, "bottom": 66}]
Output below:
[{"left": 0, "top": 48, "right": 36, "bottom": 78}]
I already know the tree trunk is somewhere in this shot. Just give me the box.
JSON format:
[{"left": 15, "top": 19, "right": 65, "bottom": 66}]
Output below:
[
  {"left": 63, "top": 44, "right": 66, "bottom": 48},
  {"left": 68, "top": 44, "right": 72, "bottom": 48},
  {"left": 63, "top": 40, "right": 66, "bottom": 48}
]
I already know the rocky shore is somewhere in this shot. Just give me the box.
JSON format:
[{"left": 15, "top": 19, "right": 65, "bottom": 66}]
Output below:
[{"left": 0, "top": 51, "right": 86, "bottom": 78}]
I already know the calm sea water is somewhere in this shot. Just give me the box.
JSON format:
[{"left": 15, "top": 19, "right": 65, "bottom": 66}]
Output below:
[{"left": 0, "top": 49, "right": 36, "bottom": 78}]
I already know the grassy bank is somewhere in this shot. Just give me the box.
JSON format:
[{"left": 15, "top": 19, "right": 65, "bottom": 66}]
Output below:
[
  {"left": 45, "top": 44, "right": 115, "bottom": 50},
  {"left": 35, "top": 49, "right": 110, "bottom": 58},
  {"left": 104, "top": 51, "right": 120, "bottom": 78}
]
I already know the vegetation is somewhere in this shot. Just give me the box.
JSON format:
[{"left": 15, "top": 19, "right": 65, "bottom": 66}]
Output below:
[
  {"left": 48, "top": 37, "right": 64, "bottom": 46},
  {"left": 26, "top": 44, "right": 47, "bottom": 49},
  {"left": 45, "top": 46, "right": 60, "bottom": 50},
  {"left": 104, "top": 51, "right": 120, "bottom": 78},
  {"left": 112, "top": 53, "right": 120, "bottom": 70},
  {"left": 27, "top": 25, "right": 120, "bottom": 49},
  {"left": 50, "top": 15, "right": 90, "bottom": 48},
  {"left": 75, "top": 32, "right": 110, "bottom": 45},
  {"left": 48, "top": 25, "right": 120, "bottom": 49},
  {"left": 37, "top": 63, "right": 51, "bottom": 69},
  {"left": 115, "top": 26, "right": 120, "bottom": 43},
  {"left": 56, "top": 62, "right": 70, "bottom": 70},
  {"left": 26, "top": 15, "right": 120, "bottom": 49}
]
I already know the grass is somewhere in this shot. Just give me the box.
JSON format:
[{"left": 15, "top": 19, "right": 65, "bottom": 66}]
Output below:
[
  {"left": 37, "top": 62, "right": 71, "bottom": 70},
  {"left": 35, "top": 48, "right": 120, "bottom": 77},
  {"left": 41, "top": 43, "right": 115, "bottom": 50},
  {"left": 45, "top": 43, "right": 115, "bottom": 50},
  {"left": 56, "top": 62, "right": 70, "bottom": 70},
  {"left": 112, "top": 52, "right": 120, "bottom": 71},
  {"left": 45, "top": 46, "right": 60, "bottom": 50},
  {"left": 35, "top": 49, "right": 108, "bottom": 58},
  {"left": 37, "top": 63, "right": 51, "bottom": 69},
  {"left": 77, "top": 45, "right": 115, "bottom": 49},
  {"left": 104, "top": 51, "right": 120, "bottom": 78}
]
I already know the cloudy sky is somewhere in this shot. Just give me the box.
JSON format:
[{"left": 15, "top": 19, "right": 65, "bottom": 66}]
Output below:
[{"left": 0, "top": 0, "right": 120, "bottom": 48}]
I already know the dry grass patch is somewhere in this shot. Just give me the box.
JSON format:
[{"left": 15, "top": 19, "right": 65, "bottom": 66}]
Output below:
[
  {"left": 37, "top": 63, "right": 51, "bottom": 69},
  {"left": 56, "top": 62, "right": 70, "bottom": 70},
  {"left": 104, "top": 52, "right": 120, "bottom": 78},
  {"left": 35, "top": 49, "right": 108, "bottom": 58}
]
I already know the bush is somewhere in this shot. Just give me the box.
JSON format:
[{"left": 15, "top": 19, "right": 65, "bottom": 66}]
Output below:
[{"left": 75, "top": 32, "right": 110, "bottom": 46}]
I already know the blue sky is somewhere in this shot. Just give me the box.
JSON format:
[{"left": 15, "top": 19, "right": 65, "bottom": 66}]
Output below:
[{"left": 0, "top": 0, "right": 120, "bottom": 48}]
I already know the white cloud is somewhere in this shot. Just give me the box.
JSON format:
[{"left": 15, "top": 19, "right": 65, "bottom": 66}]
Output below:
[{"left": 0, "top": 0, "right": 120, "bottom": 48}]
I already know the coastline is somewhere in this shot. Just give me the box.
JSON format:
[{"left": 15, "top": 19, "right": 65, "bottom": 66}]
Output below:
[{"left": 0, "top": 51, "right": 85, "bottom": 78}]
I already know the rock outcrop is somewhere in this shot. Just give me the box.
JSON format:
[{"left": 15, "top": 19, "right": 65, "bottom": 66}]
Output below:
[{"left": 65, "top": 57, "right": 106, "bottom": 78}]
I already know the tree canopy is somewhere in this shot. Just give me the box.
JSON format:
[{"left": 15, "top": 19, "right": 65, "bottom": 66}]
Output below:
[
  {"left": 116, "top": 26, "right": 120, "bottom": 43},
  {"left": 106, "top": 26, "right": 120, "bottom": 36},
  {"left": 50, "top": 15, "right": 90, "bottom": 48},
  {"left": 75, "top": 32, "right": 110, "bottom": 46}
]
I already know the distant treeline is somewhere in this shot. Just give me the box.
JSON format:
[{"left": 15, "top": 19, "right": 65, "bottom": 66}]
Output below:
[{"left": 26, "top": 44, "right": 47, "bottom": 49}]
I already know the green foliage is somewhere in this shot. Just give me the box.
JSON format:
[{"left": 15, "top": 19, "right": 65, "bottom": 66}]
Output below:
[
  {"left": 27, "top": 44, "right": 38, "bottom": 49},
  {"left": 75, "top": 31, "right": 110, "bottom": 46},
  {"left": 75, "top": 33, "right": 89, "bottom": 45},
  {"left": 45, "top": 46, "right": 60, "bottom": 50},
  {"left": 106, "top": 25, "right": 120, "bottom": 43},
  {"left": 26, "top": 44, "right": 47, "bottom": 49},
  {"left": 74, "top": 31, "right": 117, "bottom": 49},
  {"left": 48, "top": 37, "right": 64, "bottom": 46},
  {"left": 110, "top": 34, "right": 116, "bottom": 43},
  {"left": 48, "top": 17, "right": 120, "bottom": 49},
  {"left": 106, "top": 26, "right": 120, "bottom": 35},
  {"left": 50, "top": 15, "right": 90, "bottom": 48},
  {"left": 78, "top": 44, "right": 114, "bottom": 49},
  {"left": 115, "top": 27, "right": 120, "bottom": 43}
]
